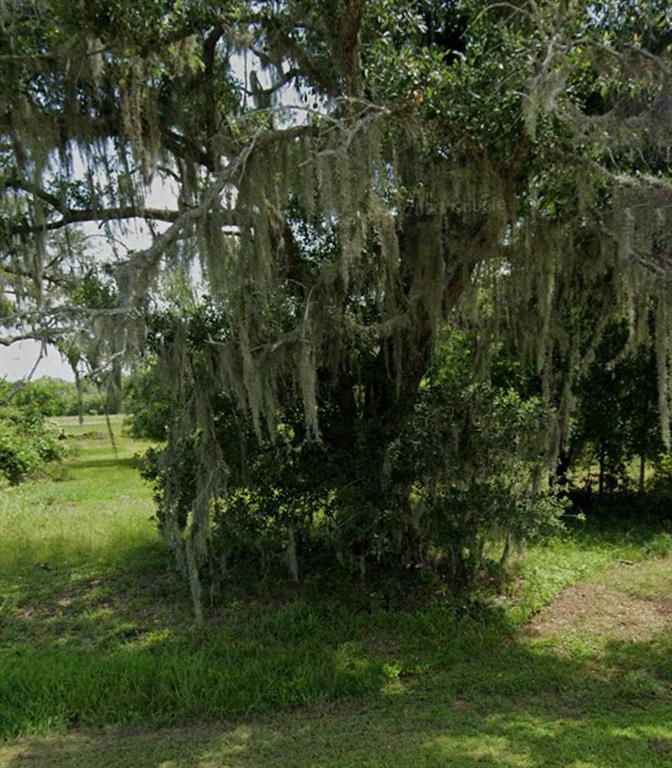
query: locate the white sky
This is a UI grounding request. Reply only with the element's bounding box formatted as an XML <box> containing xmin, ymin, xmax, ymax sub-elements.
<box><xmin>0</xmin><ymin>340</ymin><xmax>73</xmax><ymax>381</ymax></box>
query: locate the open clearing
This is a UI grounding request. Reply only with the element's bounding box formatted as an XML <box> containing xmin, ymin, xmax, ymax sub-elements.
<box><xmin>1</xmin><ymin>418</ymin><xmax>671</xmax><ymax>767</ymax></box>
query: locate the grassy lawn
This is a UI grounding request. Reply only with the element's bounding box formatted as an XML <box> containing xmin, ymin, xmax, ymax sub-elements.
<box><xmin>1</xmin><ymin>418</ymin><xmax>671</xmax><ymax>766</ymax></box>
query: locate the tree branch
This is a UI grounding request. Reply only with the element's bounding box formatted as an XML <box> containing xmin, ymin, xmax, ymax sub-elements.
<box><xmin>6</xmin><ymin>206</ymin><xmax>184</xmax><ymax>237</ymax></box>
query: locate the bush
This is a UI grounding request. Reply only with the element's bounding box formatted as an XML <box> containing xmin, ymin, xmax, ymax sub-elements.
<box><xmin>124</xmin><ymin>362</ymin><xmax>173</xmax><ymax>440</ymax></box>
<box><xmin>386</xmin><ymin>335</ymin><xmax>567</xmax><ymax>585</ymax></box>
<box><xmin>644</xmin><ymin>531</ymin><xmax>672</xmax><ymax>558</ymax></box>
<box><xmin>141</xmin><ymin>325</ymin><xmax>566</xmax><ymax>596</ymax></box>
<box><xmin>0</xmin><ymin>407</ymin><xmax>65</xmax><ymax>485</ymax></box>
<box><xmin>648</xmin><ymin>453</ymin><xmax>672</xmax><ymax>499</ymax></box>
<box><xmin>8</xmin><ymin>377</ymin><xmax>72</xmax><ymax>417</ymax></box>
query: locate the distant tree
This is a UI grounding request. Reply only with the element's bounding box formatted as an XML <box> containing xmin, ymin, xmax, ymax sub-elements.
<box><xmin>571</xmin><ymin>321</ymin><xmax>665</xmax><ymax>495</ymax></box>
<box><xmin>124</xmin><ymin>359</ymin><xmax>174</xmax><ymax>440</ymax></box>
<box><xmin>6</xmin><ymin>377</ymin><xmax>70</xmax><ymax>418</ymax></box>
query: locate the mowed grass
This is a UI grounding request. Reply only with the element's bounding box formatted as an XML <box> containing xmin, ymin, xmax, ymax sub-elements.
<box><xmin>1</xmin><ymin>418</ymin><xmax>671</xmax><ymax>766</ymax></box>
<box><xmin>0</xmin><ymin>416</ymin><xmax>157</xmax><ymax>574</ymax></box>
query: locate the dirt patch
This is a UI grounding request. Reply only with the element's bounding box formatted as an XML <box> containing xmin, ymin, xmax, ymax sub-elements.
<box><xmin>525</xmin><ymin>557</ymin><xmax>672</xmax><ymax>644</ymax></box>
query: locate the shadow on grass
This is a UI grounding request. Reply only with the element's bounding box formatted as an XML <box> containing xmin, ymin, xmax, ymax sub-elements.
<box><xmin>0</xmin><ymin>534</ymin><xmax>166</xmax><ymax>586</ymax></box>
<box><xmin>561</xmin><ymin>515</ymin><xmax>672</xmax><ymax>548</ymax></box>
<box><xmin>67</xmin><ymin>456</ymin><xmax>141</xmax><ymax>471</ymax></box>
<box><xmin>2</xmin><ymin>631</ymin><xmax>671</xmax><ymax>767</ymax></box>
<box><xmin>3</xmin><ymin>529</ymin><xmax>672</xmax><ymax>746</ymax></box>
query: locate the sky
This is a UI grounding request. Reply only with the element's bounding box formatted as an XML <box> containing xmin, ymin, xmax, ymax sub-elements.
<box><xmin>0</xmin><ymin>340</ymin><xmax>73</xmax><ymax>381</ymax></box>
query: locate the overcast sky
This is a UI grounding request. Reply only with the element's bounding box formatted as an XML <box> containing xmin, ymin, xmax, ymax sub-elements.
<box><xmin>0</xmin><ymin>340</ymin><xmax>73</xmax><ymax>381</ymax></box>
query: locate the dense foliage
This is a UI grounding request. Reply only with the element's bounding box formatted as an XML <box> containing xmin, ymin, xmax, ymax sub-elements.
<box><xmin>140</xmin><ymin>313</ymin><xmax>564</xmax><ymax>596</ymax></box>
<box><xmin>124</xmin><ymin>364</ymin><xmax>174</xmax><ymax>440</ymax></box>
<box><xmin>0</xmin><ymin>404</ymin><xmax>64</xmax><ymax>485</ymax></box>
<box><xmin>569</xmin><ymin>321</ymin><xmax>664</xmax><ymax>495</ymax></box>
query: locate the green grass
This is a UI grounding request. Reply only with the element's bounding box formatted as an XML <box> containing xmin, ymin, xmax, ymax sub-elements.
<box><xmin>0</xmin><ymin>415</ymin><xmax>157</xmax><ymax>574</ymax></box>
<box><xmin>1</xmin><ymin>418</ymin><xmax>671</xmax><ymax>766</ymax></box>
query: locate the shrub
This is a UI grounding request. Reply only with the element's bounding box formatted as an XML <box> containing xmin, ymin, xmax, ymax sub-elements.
<box><xmin>8</xmin><ymin>377</ymin><xmax>72</xmax><ymax>417</ymax></box>
<box><xmin>0</xmin><ymin>407</ymin><xmax>65</xmax><ymax>485</ymax></box>
<box><xmin>386</xmin><ymin>336</ymin><xmax>567</xmax><ymax>585</ymax></box>
<box><xmin>0</xmin><ymin>377</ymin><xmax>111</xmax><ymax>419</ymax></box>
<box><xmin>141</xmin><ymin>326</ymin><xmax>566</xmax><ymax>596</ymax></box>
<box><xmin>644</xmin><ymin>531</ymin><xmax>672</xmax><ymax>558</ymax></box>
<box><xmin>648</xmin><ymin>453</ymin><xmax>672</xmax><ymax>499</ymax></box>
<box><xmin>124</xmin><ymin>362</ymin><xmax>173</xmax><ymax>441</ymax></box>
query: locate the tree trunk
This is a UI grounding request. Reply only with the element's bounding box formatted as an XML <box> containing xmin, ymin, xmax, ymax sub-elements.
<box><xmin>554</xmin><ymin>448</ymin><xmax>572</xmax><ymax>488</ymax></box>
<box><xmin>499</xmin><ymin>535</ymin><xmax>511</xmax><ymax>567</ymax></box>
<box><xmin>639</xmin><ymin>453</ymin><xmax>646</xmax><ymax>495</ymax></box>
<box><xmin>286</xmin><ymin>522</ymin><xmax>299</xmax><ymax>583</ymax></box>
<box><xmin>73</xmin><ymin>367</ymin><xmax>84</xmax><ymax>426</ymax></box>
<box><xmin>185</xmin><ymin>537</ymin><xmax>204</xmax><ymax>626</ymax></box>
<box><xmin>598</xmin><ymin>453</ymin><xmax>605</xmax><ymax>497</ymax></box>
<box><xmin>105</xmin><ymin>360</ymin><xmax>123</xmax><ymax>414</ymax></box>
